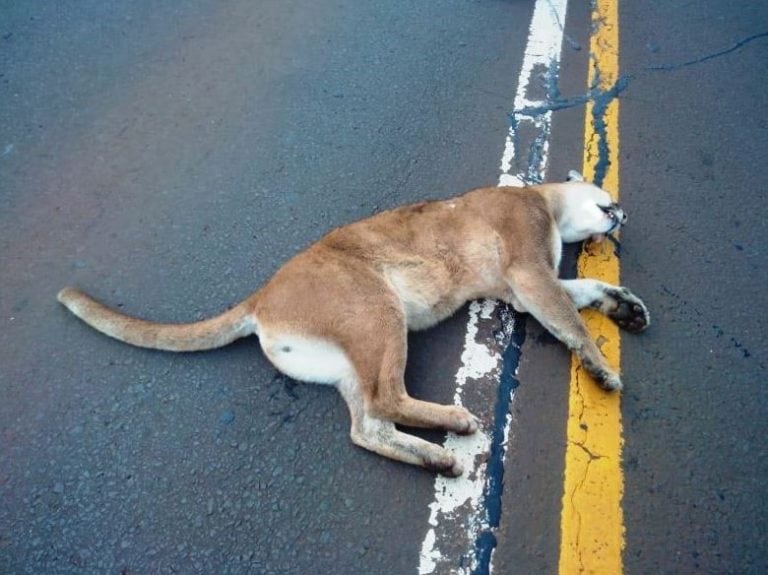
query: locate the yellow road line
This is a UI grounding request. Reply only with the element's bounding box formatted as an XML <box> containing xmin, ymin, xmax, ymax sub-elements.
<box><xmin>559</xmin><ymin>1</ymin><xmax>624</xmax><ymax>573</ymax></box>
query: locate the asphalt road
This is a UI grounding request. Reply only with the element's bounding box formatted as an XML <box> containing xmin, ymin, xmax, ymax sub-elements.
<box><xmin>1</xmin><ymin>1</ymin><xmax>767</xmax><ymax>574</ymax></box>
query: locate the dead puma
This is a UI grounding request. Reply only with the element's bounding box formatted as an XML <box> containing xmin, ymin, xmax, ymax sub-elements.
<box><xmin>58</xmin><ymin>177</ymin><xmax>649</xmax><ymax>476</ymax></box>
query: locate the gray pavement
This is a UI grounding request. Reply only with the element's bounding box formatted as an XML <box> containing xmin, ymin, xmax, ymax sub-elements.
<box><xmin>1</xmin><ymin>2</ymin><xmax>530</xmax><ymax>573</ymax></box>
<box><xmin>618</xmin><ymin>2</ymin><xmax>768</xmax><ymax>573</ymax></box>
<box><xmin>1</xmin><ymin>1</ymin><xmax>767</xmax><ymax>574</ymax></box>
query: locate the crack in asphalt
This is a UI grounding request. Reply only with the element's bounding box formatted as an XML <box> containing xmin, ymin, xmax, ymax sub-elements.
<box><xmin>569</xmin><ymin>366</ymin><xmax>610</xmax><ymax>573</ymax></box>
<box><xmin>509</xmin><ymin>29</ymin><xmax>768</xmax><ymax>188</ymax></box>
<box><xmin>647</xmin><ymin>30</ymin><xmax>768</xmax><ymax>71</ymax></box>
<box><xmin>509</xmin><ymin>68</ymin><xmax>628</xmax><ymax>188</ymax></box>
<box><xmin>570</xmin><ymin>368</ymin><xmax>588</xmax><ymax>574</ymax></box>
<box><xmin>573</xmin><ymin>440</ymin><xmax>604</xmax><ymax>462</ymax></box>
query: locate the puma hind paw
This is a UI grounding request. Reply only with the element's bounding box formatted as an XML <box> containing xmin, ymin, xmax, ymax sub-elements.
<box><xmin>423</xmin><ymin>450</ymin><xmax>464</xmax><ymax>477</ymax></box>
<box><xmin>447</xmin><ymin>406</ymin><xmax>479</xmax><ymax>435</ymax></box>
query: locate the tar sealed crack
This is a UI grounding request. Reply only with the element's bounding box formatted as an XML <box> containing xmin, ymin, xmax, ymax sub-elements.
<box><xmin>510</xmin><ymin>70</ymin><xmax>629</xmax><ymax>188</ymax></box>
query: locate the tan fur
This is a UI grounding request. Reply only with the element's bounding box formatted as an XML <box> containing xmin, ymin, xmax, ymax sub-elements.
<box><xmin>58</xmin><ymin>182</ymin><xmax>649</xmax><ymax>476</ymax></box>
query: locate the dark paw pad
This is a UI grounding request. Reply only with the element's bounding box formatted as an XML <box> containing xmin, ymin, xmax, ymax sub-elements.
<box><xmin>607</xmin><ymin>288</ymin><xmax>650</xmax><ymax>333</ymax></box>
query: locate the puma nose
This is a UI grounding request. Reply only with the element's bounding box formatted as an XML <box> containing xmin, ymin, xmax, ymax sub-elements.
<box><xmin>612</xmin><ymin>203</ymin><xmax>627</xmax><ymax>224</ymax></box>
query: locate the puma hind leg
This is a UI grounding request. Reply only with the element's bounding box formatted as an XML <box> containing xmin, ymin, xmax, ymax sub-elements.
<box><xmin>338</xmin><ymin>312</ymin><xmax>478</xmax><ymax>475</ymax></box>
<box><xmin>338</xmin><ymin>375</ymin><xmax>466</xmax><ymax>477</ymax></box>
<box><xmin>258</xmin><ymin>311</ymin><xmax>477</xmax><ymax>476</ymax></box>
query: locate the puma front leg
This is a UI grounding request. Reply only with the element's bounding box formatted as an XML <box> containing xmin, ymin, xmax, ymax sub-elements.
<box><xmin>560</xmin><ymin>278</ymin><xmax>650</xmax><ymax>332</ymax></box>
<box><xmin>506</xmin><ymin>266</ymin><xmax>623</xmax><ymax>391</ymax></box>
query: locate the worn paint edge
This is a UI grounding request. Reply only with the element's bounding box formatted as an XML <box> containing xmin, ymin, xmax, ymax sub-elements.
<box><xmin>470</xmin><ymin>312</ymin><xmax>527</xmax><ymax>574</ymax></box>
<box><xmin>418</xmin><ymin>1</ymin><xmax>569</xmax><ymax>573</ymax></box>
<box><xmin>558</xmin><ymin>0</ymin><xmax>625</xmax><ymax>573</ymax></box>
<box><xmin>418</xmin><ymin>299</ymin><xmax>501</xmax><ymax>575</ymax></box>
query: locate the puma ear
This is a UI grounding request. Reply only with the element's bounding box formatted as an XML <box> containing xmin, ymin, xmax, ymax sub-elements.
<box><xmin>566</xmin><ymin>170</ymin><xmax>584</xmax><ymax>182</ymax></box>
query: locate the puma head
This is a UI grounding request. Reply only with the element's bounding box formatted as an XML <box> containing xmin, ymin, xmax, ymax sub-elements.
<box><xmin>552</xmin><ymin>179</ymin><xmax>626</xmax><ymax>243</ymax></box>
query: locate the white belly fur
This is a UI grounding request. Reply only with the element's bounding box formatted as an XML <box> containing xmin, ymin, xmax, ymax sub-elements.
<box><xmin>259</xmin><ymin>333</ymin><xmax>353</xmax><ymax>385</ymax></box>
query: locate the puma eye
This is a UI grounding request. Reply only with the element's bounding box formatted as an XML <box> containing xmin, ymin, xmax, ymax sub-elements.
<box><xmin>597</xmin><ymin>204</ymin><xmax>617</xmax><ymax>220</ymax></box>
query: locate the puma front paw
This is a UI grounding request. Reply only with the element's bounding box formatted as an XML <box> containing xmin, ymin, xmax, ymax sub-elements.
<box><xmin>605</xmin><ymin>287</ymin><xmax>650</xmax><ymax>333</ymax></box>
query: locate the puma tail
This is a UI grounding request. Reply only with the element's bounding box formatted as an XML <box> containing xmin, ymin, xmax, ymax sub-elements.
<box><xmin>57</xmin><ymin>287</ymin><xmax>257</xmax><ymax>352</ymax></box>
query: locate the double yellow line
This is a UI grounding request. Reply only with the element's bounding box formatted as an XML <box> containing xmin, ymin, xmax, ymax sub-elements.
<box><xmin>559</xmin><ymin>1</ymin><xmax>625</xmax><ymax>573</ymax></box>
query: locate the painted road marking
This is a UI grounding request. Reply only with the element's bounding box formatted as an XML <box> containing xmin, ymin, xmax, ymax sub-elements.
<box><xmin>418</xmin><ymin>1</ymin><xmax>569</xmax><ymax>573</ymax></box>
<box><xmin>558</xmin><ymin>1</ymin><xmax>625</xmax><ymax>574</ymax></box>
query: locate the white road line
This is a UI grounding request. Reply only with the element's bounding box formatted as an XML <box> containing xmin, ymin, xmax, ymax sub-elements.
<box><xmin>418</xmin><ymin>1</ymin><xmax>568</xmax><ymax>573</ymax></box>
